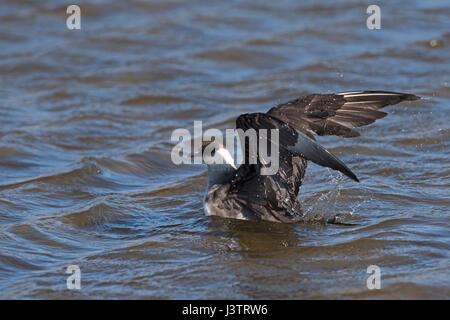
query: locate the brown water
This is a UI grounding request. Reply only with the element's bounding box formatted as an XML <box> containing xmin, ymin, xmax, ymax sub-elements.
<box><xmin>0</xmin><ymin>0</ymin><xmax>449</xmax><ymax>299</ymax></box>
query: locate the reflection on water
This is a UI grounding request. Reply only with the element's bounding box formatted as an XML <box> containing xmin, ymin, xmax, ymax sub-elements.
<box><xmin>0</xmin><ymin>0</ymin><xmax>449</xmax><ymax>299</ymax></box>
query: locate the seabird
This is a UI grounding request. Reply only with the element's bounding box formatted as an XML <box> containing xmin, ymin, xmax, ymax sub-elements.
<box><xmin>200</xmin><ymin>91</ymin><xmax>420</xmax><ymax>223</ymax></box>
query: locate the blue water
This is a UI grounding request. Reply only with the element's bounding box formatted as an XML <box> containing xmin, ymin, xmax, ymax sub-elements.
<box><xmin>0</xmin><ymin>0</ymin><xmax>449</xmax><ymax>298</ymax></box>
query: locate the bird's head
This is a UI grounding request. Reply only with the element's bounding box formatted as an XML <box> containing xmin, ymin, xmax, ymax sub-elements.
<box><xmin>196</xmin><ymin>139</ymin><xmax>237</xmax><ymax>170</ymax></box>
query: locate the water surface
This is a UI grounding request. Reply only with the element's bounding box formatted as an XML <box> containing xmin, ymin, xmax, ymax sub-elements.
<box><xmin>0</xmin><ymin>0</ymin><xmax>449</xmax><ymax>299</ymax></box>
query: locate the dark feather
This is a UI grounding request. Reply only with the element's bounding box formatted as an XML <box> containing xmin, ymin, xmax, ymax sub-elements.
<box><xmin>268</xmin><ymin>91</ymin><xmax>420</xmax><ymax>138</ymax></box>
<box><xmin>236</xmin><ymin>113</ymin><xmax>359</xmax><ymax>182</ymax></box>
<box><xmin>204</xmin><ymin>91</ymin><xmax>420</xmax><ymax>223</ymax></box>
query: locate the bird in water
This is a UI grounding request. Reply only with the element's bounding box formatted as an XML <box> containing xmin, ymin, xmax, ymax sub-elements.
<box><xmin>200</xmin><ymin>91</ymin><xmax>420</xmax><ymax>223</ymax></box>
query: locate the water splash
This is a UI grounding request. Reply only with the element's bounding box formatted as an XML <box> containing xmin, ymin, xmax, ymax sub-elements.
<box><xmin>298</xmin><ymin>169</ymin><xmax>356</xmax><ymax>224</ymax></box>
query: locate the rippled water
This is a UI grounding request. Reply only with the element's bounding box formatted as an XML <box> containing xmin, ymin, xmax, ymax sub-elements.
<box><xmin>0</xmin><ymin>0</ymin><xmax>449</xmax><ymax>299</ymax></box>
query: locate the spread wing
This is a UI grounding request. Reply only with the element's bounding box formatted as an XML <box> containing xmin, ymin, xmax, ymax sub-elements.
<box><xmin>208</xmin><ymin>91</ymin><xmax>419</xmax><ymax>222</ymax></box>
<box><xmin>235</xmin><ymin>112</ymin><xmax>358</xmax><ymax>181</ymax></box>
<box><xmin>268</xmin><ymin>91</ymin><xmax>420</xmax><ymax>138</ymax></box>
<box><xmin>222</xmin><ymin>113</ymin><xmax>307</xmax><ymax>221</ymax></box>
<box><xmin>221</xmin><ymin>113</ymin><xmax>358</xmax><ymax>222</ymax></box>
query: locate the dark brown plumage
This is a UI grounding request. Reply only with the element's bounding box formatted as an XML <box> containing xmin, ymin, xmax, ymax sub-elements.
<box><xmin>203</xmin><ymin>91</ymin><xmax>420</xmax><ymax>222</ymax></box>
<box><xmin>268</xmin><ymin>91</ymin><xmax>419</xmax><ymax>138</ymax></box>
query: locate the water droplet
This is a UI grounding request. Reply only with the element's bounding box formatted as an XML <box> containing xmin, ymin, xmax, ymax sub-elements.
<box><xmin>429</xmin><ymin>39</ymin><xmax>439</xmax><ymax>47</ymax></box>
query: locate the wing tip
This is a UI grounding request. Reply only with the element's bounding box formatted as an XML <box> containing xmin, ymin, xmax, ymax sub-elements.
<box><xmin>343</xmin><ymin>168</ymin><xmax>359</xmax><ymax>182</ymax></box>
<box><xmin>338</xmin><ymin>91</ymin><xmax>421</xmax><ymax>101</ymax></box>
<box><xmin>404</xmin><ymin>93</ymin><xmax>421</xmax><ymax>101</ymax></box>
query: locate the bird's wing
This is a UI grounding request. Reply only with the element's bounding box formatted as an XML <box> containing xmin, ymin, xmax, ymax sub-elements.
<box><xmin>267</xmin><ymin>91</ymin><xmax>420</xmax><ymax>138</ymax></box>
<box><xmin>222</xmin><ymin>113</ymin><xmax>358</xmax><ymax>221</ymax></box>
<box><xmin>235</xmin><ymin>112</ymin><xmax>358</xmax><ymax>182</ymax></box>
<box><xmin>221</xmin><ymin>113</ymin><xmax>305</xmax><ymax>221</ymax></box>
